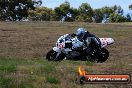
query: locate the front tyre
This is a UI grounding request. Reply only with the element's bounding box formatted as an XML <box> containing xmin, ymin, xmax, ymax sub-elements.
<box><xmin>46</xmin><ymin>49</ymin><xmax>65</xmax><ymax>61</ymax></box>
<box><xmin>46</xmin><ymin>49</ymin><xmax>56</xmax><ymax>61</ymax></box>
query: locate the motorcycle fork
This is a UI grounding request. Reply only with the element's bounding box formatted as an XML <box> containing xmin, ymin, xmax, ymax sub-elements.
<box><xmin>55</xmin><ymin>52</ymin><xmax>61</xmax><ymax>59</ymax></box>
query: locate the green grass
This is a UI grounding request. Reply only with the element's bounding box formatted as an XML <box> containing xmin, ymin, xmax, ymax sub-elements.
<box><xmin>19</xmin><ymin>82</ymin><xmax>33</xmax><ymax>88</ymax></box>
<box><xmin>46</xmin><ymin>76</ymin><xmax>60</xmax><ymax>84</ymax></box>
<box><xmin>85</xmin><ymin>61</ymin><xmax>94</xmax><ymax>66</ymax></box>
<box><xmin>0</xmin><ymin>58</ymin><xmax>23</xmax><ymax>73</ymax></box>
<box><xmin>0</xmin><ymin>65</ymin><xmax>16</xmax><ymax>73</ymax></box>
<box><xmin>0</xmin><ymin>58</ymin><xmax>92</xmax><ymax>88</ymax></box>
<box><xmin>0</xmin><ymin>76</ymin><xmax>12</xmax><ymax>88</ymax></box>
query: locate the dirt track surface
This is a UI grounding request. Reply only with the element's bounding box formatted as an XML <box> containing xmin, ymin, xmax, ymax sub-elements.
<box><xmin>0</xmin><ymin>22</ymin><xmax>132</xmax><ymax>58</ymax></box>
<box><xmin>0</xmin><ymin>22</ymin><xmax>132</xmax><ymax>87</ymax></box>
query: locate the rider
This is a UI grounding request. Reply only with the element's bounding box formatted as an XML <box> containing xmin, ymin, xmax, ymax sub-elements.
<box><xmin>75</xmin><ymin>28</ymin><xmax>101</xmax><ymax>56</ymax></box>
<box><xmin>56</xmin><ymin>28</ymin><xmax>101</xmax><ymax>59</ymax></box>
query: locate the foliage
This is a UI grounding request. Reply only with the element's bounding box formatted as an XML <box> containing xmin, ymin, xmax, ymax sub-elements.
<box><xmin>54</xmin><ymin>1</ymin><xmax>74</xmax><ymax>21</ymax></box>
<box><xmin>126</xmin><ymin>14</ymin><xmax>131</xmax><ymax>22</ymax></box>
<box><xmin>100</xmin><ymin>6</ymin><xmax>114</xmax><ymax>18</ymax></box>
<box><xmin>28</xmin><ymin>7</ymin><xmax>52</xmax><ymax>21</ymax></box>
<box><xmin>0</xmin><ymin>1</ymin><xmax>131</xmax><ymax>22</ymax></box>
<box><xmin>109</xmin><ymin>13</ymin><xmax>130</xmax><ymax>23</ymax></box>
<box><xmin>93</xmin><ymin>9</ymin><xmax>103</xmax><ymax>23</ymax></box>
<box><xmin>0</xmin><ymin>0</ymin><xmax>42</xmax><ymax>21</ymax></box>
<box><xmin>28</xmin><ymin>2</ymin><xmax>131</xmax><ymax>22</ymax></box>
<box><xmin>76</xmin><ymin>3</ymin><xmax>93</xmax><ymax>22</ymax></box>
<box><xmin>129</xmin><ymin>4</ymin><xmax>132</xmax><ymax>10</ymax></box>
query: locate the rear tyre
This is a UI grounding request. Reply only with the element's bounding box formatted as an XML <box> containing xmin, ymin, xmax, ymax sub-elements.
<box><xmin>97</xmin><ymin>48</ymin><xmax>109</xmax><ymax>63</ymax></box>
<box><xmin>46</xmin><ymin>49</ymin><xmax>65</xmax><ymax>61</ymax></box>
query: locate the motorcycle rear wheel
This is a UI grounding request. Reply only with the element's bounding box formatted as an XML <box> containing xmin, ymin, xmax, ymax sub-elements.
<box><xmin>97</xmin><ymin>48</ymin><xmax>109</xmax><ymax>63</ymax></box>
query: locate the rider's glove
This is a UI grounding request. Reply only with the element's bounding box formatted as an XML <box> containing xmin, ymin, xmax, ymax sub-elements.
<box><xmin>70</xmin><ymin>33</ymin><xmax>76</xmax><ymax>37</ymax></box>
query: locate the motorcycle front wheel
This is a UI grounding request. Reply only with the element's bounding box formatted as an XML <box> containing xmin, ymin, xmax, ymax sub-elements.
<box><xmin>46</xmin><ymin>49</ymin><xmax>65</xmax><ymax>61</ymax></box>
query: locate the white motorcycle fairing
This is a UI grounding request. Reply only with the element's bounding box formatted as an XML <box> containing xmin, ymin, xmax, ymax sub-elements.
<box><xmin>99</xmin><ymin>38</ymin><xmax>114</xmax><ymax>48</ymax></box>
<box><xmin>53</xmin><ymin>37</ymin><xmax>114</xmax><ymax>53</ymax></box>
<box><xmin>53</xmin><ymin>40</ymin><xmax>72</xmax><ymax>53</ymax></box>
<box><xmin>53</xmin><ymin>47</ymin><xmax>61</xmax><ymax>52</ymax></box>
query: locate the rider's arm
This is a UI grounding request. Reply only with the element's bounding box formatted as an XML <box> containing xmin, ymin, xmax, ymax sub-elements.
<box><xmin>84</xmin><ymin>33</ymin><xmax>101</xmax><ymax>48</ymax></box>
<box><xmin>70</xmin><ymin>33</ymin><xmax>76</xmax><ymax>37</ymax></box>
<box><xmin>90</xmin><ymin>36</ymin><xmax>101</xmax><ymax>48</ymax></box>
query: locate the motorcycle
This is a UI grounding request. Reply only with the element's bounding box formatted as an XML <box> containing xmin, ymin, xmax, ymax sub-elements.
<box><xmin>46</xmin><ymin>36</ymin><xmax>114</xmax><ymax>62</ymax></box>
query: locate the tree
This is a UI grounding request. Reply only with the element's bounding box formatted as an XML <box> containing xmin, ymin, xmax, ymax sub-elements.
<box><xmin>76</xmin><ymin>3</ymin><xmax>93</xmax><ymax>22</ymax></box>
<box><xmin>70</xmin><ymin>8</ymin><xmax>79</xmax><ymax>21</ymax></box>
<box><xmin>112</xmin><ymin>5</ymin><xmax>123</xmax><ymax>15</ymax></box>
<box><xmin>109</xmin><ymin>13</ymin><xmax>116</xmax><ymax>22</ymax></box>
<box><xmin>60</xmin><ymin>1</ymin><xmax>70</xmax><ymax>15</ymax></box>
<box><xmin>54</xmin><ymin>1</ymin><xmax>71</xmax><ymax>21</ymax></box>
<box><xmin>109</xmin><ymin>13</ymin><xmax>127</xmax><ymax>22</ymax></box>
<box><xmin>129</xmin><ymin>4</ymin><xmax>132</xmax><ymax>10</ymax></box>
<box><xmin>28</xmin><ymin>7</ymin><xmax>52</xmax><ymax>21</ymax></box>
<box><xmin>126</xmin><ymin>14</ymin><xmax>131</xmax><ymax>22</ymax></box>
<box><xmin>54</xmin><ymin>1</ymin><xmax>78</xmax><ymax>22</ymax></box>
<box><xmin>93</xmin><ymin>9</ymin><xmax>103</xmax><ymax>23</ymax></box>
<box><xmin>0</xmin><ymin>0</ymin><xmax>42</xmax><ymax>21</ymax></box>
<box><xmin>115</xmin><ymin>15</ymin><xmax>126</xmax><ymax>22</ymax></box>
<box><xmin>101</xmin><ymin>5</ymin><xmax>125</xmax><ymax>23</ymax></box>
<box><xmin>100</xmin><ymin>6</ymin><xmax>114</xmax><ymax>19</ymax></box>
